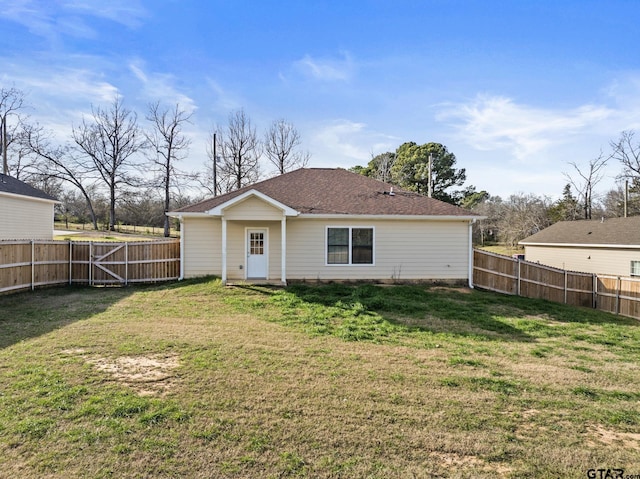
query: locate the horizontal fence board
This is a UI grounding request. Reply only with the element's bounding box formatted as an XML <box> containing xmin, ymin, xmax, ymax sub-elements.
<box><xmin>473</xmin><ymin>249</ymin><xmax>639</xmax><ymax>320</ymax></box>
<box><xmin>0</xmin><ymin>239</ymin><xmax>180</xmax><ymax>294</ymax></box>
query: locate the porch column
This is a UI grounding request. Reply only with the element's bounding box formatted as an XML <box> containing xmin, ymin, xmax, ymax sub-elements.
<box><xmin>281</xmin><ymin>216</ymin><xmax>287</xmax><ymax>285</ymax></box>
<box><xmin>221</xmin><ymin>217</ymin><xmax>227</xmax><ymax>284</ymax></box>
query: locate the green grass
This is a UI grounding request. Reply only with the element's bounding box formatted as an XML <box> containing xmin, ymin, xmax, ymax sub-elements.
<box><xmin>1</xmin><ymin>279</ymin><xmax>639</xmax><ymax>478</ymax></box>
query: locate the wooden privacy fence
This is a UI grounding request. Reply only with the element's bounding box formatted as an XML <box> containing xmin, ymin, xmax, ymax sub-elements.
<box><xmin>473</xmin><ymin>249</ymin><xmax>640</xmax><ymax>320</ymax></box>
<box><xmin>0</xmin><ymin>239</ymin><xmax>180</xmax><ymax>294</ymax></box>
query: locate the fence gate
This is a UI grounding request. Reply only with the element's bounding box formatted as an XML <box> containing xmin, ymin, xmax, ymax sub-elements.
<box><xmin>90</xmin><ymin>242</ymin><xmax>129</xmax><ymax>285</ymax></box>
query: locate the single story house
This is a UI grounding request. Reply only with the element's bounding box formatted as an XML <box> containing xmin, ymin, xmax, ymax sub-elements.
<box><xmin>168</xmin><ymin>168</ymin><xmax>480</xmax><ymax>285</ymax></box>
<box><xmin>0</xmin><ymin>173</ymin><xmax>58</xmax><ymax>241</ymax></box>
<box><xmin>519</xmin><ymin>216</ymin><xmax>640</xmax><ymax>277</ymax></box>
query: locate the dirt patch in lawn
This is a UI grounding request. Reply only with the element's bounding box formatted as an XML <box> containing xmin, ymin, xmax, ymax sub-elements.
<box><xmin>63</xmin><ymin>349</ymin><xmax>179</xmax><ymax>396</ymax></box>
<box><xmin>587</xmin><ymin>425</ymin><xmax>640</xmax><ymax>450</ymax></box>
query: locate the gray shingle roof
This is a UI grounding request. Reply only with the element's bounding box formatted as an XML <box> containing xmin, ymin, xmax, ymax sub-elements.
<box><xmin>176</xmin><ymin>168</ymin><xmax>477</xmax><ymax>217</ymax></box>
<box><xmin>0</xmin><ymin>174</ymin><xmax>58</xmax><ymax>202</ymax></box>
<box><xmin>520</xmin><ymin>216</ymin><xmax>640</xmax><ymax>246</ymax></box>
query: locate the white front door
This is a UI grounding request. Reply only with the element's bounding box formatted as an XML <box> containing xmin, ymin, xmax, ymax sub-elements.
<box><xmin>246</xmin><ymin>229</ymin><xmax>268</xmax><ymax>279</ymax></box>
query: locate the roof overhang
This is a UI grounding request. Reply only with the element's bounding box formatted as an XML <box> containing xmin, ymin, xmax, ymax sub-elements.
<box><xmin>207</xmin><ymin>189</ymin><xmax>299</xmax><ymax>216</ymax></box>
<box><xmin>296</xmin><ymin>214</ymin><xmax>483</xmax><ymax>221</ymax></box>
<box><xmin>0</xmin><ymin>191</ymin><xmax>60</xmax><ymax>205</ymax></box>
<box><xmin>167</xmin><ymin>189</ymin><xmax>299</xmax><ymax>219</ymax></box>
<box><xmin>520</xmin><ymin>241</ymin><xmax>640</xmax><ymax>249</ymax></box>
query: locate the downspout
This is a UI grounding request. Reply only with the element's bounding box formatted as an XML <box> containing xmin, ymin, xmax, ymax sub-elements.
<box><xmin>178</xmin><ymin>216</ymin><xmax>185</xmax><ymax>280</ymax></box>
<box><xmin>468</xmin><ymin>218</ymin><xmax>476</xmax><ymax>289</ymax></box>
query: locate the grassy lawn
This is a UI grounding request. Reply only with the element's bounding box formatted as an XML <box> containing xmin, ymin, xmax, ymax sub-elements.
<box><xmin>0</xmin><ymin>279</ymin><xmax>639</xmax><ymax>478</ymax></box>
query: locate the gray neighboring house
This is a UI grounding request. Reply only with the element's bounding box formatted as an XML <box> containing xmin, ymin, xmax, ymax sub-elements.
<box><xmin>520</xmin><ymin>216</ymin><xmax>640</xmax><ymax>277</ymax></box>
<box><xmin>0</xmin><ymin>173</ymin><xmax>58</xmax><ymax>240</ymax></box>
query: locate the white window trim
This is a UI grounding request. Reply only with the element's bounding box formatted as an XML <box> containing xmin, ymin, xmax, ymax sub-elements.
<box><xmin>325</xmin><ymin>226</ymin><xmax>375</xmax><ymax>267</ymax></box>
<box><xmin>631</xmin><ymin>260</ymin><xmax>640</xmax><ymax>277</ymax></box>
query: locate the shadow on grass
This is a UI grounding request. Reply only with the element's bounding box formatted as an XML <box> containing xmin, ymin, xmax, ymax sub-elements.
<box><xmin>0</xmin><ymin>280</ymin><xmax>193</xmax><ymax>350</ymax></box>
<box><xmin>254</xmin><ymin>282</ymin><xmax>638</xmax><ymax>344</ymax></box>
<box><xmin>278</xmin><ymin>283</ymin><xmax>534</xmax><ymax>342</ymax></box>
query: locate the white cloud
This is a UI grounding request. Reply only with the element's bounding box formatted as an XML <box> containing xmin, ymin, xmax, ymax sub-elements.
<box><xmin>129</xmin><ymin>61</ymin><xmax>197</xmax><ymax>114</ymax></box>
<box><xmin>0</xmin><ymin>0</ymin><xmax>147</xmax><ymax>40</ymax></box>
<box><xmin>310</xmin><ymin>119</ymin><xmax>399</xmax><ymax>167</ymax></box>
<box><xmin>291</xmin><ymin>51</ymin><xmax>354</xmax><ymax>82</ymax></box>
<box><xmin>437</xmin><ymin>94</ymin><xmax>614</xmax><ymax>161</ymax></box>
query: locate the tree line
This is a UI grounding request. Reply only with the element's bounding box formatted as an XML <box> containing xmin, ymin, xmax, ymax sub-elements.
<box><xmin>350</xmin><ymin>134</ymin><xmax>640</xmax><ymax>247</ymax></box>
<box><xmin>4</xmin><ymin>84</ymin><xmax>640</xmax><ymax>246</ymax></box>
<box><xmin>0</xmin><ymin>87</ymin><xmax>309</xmax><ymax>236</ymax></box>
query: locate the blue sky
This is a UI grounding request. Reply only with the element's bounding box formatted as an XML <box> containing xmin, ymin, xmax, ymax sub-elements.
<box><xmin>2</xmin><ymin>0</ymin><xmax>640</xmax><ymax>199</ymax></box>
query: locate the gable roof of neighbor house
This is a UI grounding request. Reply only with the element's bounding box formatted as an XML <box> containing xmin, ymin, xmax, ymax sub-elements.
<box><xmin>0</xmin><ymin>173</ymin><xmax>58</xmax><ymax>202</ymax></box>
<box><xmin>176</xmin><ymin>168</ymin><xmax>477</xmax><ymax>217</ymax></box>
<box><xmin>520</xmin><ymin>216</ymin><xmax>640</xmax><ymax>247</ymax></box>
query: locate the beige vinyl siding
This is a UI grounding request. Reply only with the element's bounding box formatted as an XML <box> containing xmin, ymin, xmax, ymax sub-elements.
<box><xmin>286</xmin><ymin>218</ymin><xmax>470</xmax><ymax>281</ymax></box>
<box><xmin>182</xmin><ymin>217</ymin><xmax>221</xmax><ymax>278</ymax></box>
<box><xmin>525</xmin><ymin>245</ymin><xmax>640</xmax><ymax>276</ymax></box>
<box><xmin>0</xmin><ymin>195</ymin><xmax>54</xmax><ymax>240</ymax></box>
<box><xmin>225</xmin><ymin>221</ymin><xmax>282</xmax><ymax>280</ymax></box>
<box><xmin>182</xmin><ymin>217</ymin><xmax>283</xmax><ymax>280</ymax></box>
<box><xmin>223</xmin><ymin>196</ymin><xmax>284</xmax><ymax>220</ymax></box>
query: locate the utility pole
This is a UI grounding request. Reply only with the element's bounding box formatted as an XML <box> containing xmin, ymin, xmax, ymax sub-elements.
<box><xmin>1</xmin><ymin>117</ymin><xmax>6</xmax><ymax>175</ymax></box>
<box><xmin>427</xmin><ymin>153</ymin><xmax>433</xmax><ymax>198</ymax></box>
<box><xmin>625</xmin><ymin>179</ymin><xmax>629</xmax><ymax>218</ymax></box>
<box><xmin>213</xmin><ymin>133</ymin><xmax>218</xmax><ymax>197</ymax></box>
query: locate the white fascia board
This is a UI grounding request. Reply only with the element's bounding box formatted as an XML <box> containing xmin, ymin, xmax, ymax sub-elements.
<box><xmin>166</xmin><ymin>212</ymin><xmax>209</xmax><ymax>219</ymax></box>
<box><xmin>0</xmin><ymin>191</ymin><xmax>59</xmax><ymax>205</ymax></box>
<box><xmin>207</xmin><ymin>189</ymin><xmax>299</xmax><ymax>216</ymax></box>
<box><xmin>296</xmin><ymin>213</ymin><xmax>482</xmax><ymax>221</ymax></box>
<box><xmin>520</xmin><ymin>242</ymin><xmax>640</xmax><ymax>249</ymax></box>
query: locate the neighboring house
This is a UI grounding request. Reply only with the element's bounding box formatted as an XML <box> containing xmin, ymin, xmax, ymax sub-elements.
<box><xmin>168</xmin><ymin>168</ymin><xmax>480</xmax><ymax>285</ymax></box>
<box><xmin>520</xmin><ymin>216</ymin><xmax>640</xmax><ymax>277</ymax></box>
<box><xmin>0</xmin><ymin>173</ymin><xmax>58</xmax><ymax>240</ymax></box>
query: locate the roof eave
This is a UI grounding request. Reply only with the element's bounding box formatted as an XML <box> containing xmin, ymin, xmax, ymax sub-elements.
<box><xmin>207</xmin><ymin>189</ymin><xmax>299</xmax><ymax>216</ymax></box>
<box><xmin>0</xmin><ymin>191</ymin><xmax>59</xmax><ymax>204</ymax></box>
<box><xmin>520</xmin><ymin>241</ymin><xmax>640</xmax><ymax>249</ymax></box>
<box><xmin>296</xmin><ymin>213</ymin><xmax>483</xmax><ymax>221</ymax></box>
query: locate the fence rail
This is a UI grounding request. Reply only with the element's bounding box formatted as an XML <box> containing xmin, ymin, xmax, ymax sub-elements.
<box><xmin>473</xmin><ymin>249</ymin><xmax>640</xmax><ymax>320</ymax></box>
<box><xmin>0</xmin><ymin>239</ymin><xmax>180</xmax><ymax>294</ymax></box>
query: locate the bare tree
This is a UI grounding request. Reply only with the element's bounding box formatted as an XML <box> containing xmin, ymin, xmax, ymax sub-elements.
<box><xmin>218</xmin><ymin>109</ymin><xmax>261</xmax><ymax>191</ymax></box>
<box><xmin>564</xmin><ymin>153</ymin><xmax>608</xmax><ymax>220</ymax></box>
<box><xmin>610</xmin><ymin>130</ymin><xmax>640</xmax><ymax>180</ymax></box>
<box><xmin>0</xmin><ymin>86</ymin><xmax>27</xmax><ymax>175</ymax></box>
<box><xmin>22</xmin><ymin>123</ymin><xmax>100</xmax><ymax>229</ymax></box>
<box><xmin>73</xmin><ymin>96</ymin><xmax>145</xmax><ymax>231</ymax></box>
<box><xmin>497</xmin><ymin>193</ymin><xmax>552</xmax><ymax>248</ymax></box>
<box><xmin>145</xmin><ymin>102</ymin><xmax>193</xmax><ymax>237</ymax></box>
<box><xmin>264</xmin><ymin>119</ymin><xmax>309</xmax><ymax>174</ymax></box>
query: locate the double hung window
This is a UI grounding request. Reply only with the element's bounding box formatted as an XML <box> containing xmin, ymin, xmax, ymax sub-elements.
<box><xmin>327</xmin><ymin>227</ymin><xmax>373</xmax><ymax>265</ymax></box>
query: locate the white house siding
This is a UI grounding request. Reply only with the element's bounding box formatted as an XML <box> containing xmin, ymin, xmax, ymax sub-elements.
<box><xmin>182</xmin><ymin>217</ymin><xmax>221</xmax><ymax>278</ymax></box>
<box><xmin>0</xmin><ymin>195</ymin><xmax>54</xmax><ymax>240</ymax></box>
<box><xmin>525</xmin><ymin>245</ymin><xmax>640</xmax><ymax>276</ymax></box>
<box><xmin>285</xmin><ymin>218</ymin><xmax>470</xmax><ymax>281</ymax></box>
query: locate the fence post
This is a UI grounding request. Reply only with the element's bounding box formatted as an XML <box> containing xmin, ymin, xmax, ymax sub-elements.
<box><xmin>592</xmin><ymin>274</ymin><xmax>597</xmax><ymax>309</ymax></box>
<box><xmin>615</xmin><ymin>276</ymin><xmax>621</xmax><ymax>315</ymax></box>
<box><xmin>125</xmin><ymin>242</ymin><xmax>129</xmax><ymax>286</ymax></box>
<box><xmin>89</xmin><ymin>242</ymin><xmax>93</xmax><ymax>287</ymax></box>
<box><xmin>564</xmin><ymin>270</ymin><xmax>568</xmax><ymax>304</ymax></box>
<box><xmin>31</xmin><ymin>240</ymin><xmax>35</xmax><ymax>291</ymax></box>
<box><xmin>69</xmin><ymin>241</ymin><xmax>73</xmax><ymax>285</ymax></box>
<box><xmin>517</xmin><ymin>258</ymin><xmax>521</xmax><ymax>296</ymax></box>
